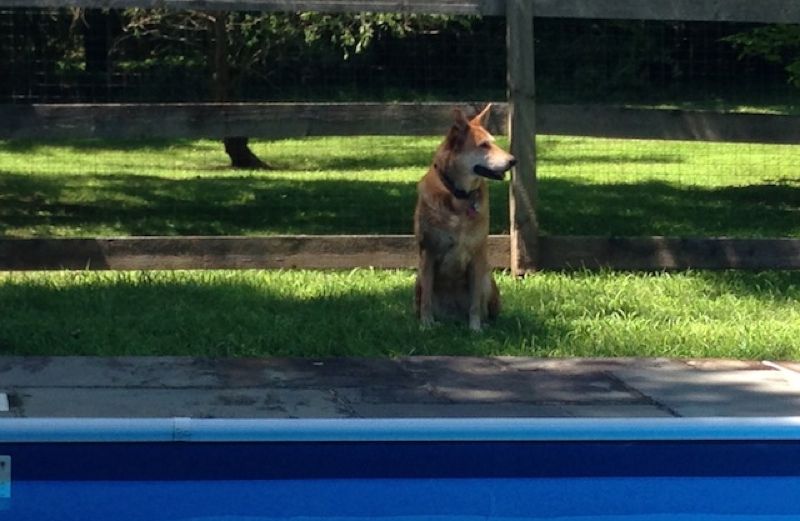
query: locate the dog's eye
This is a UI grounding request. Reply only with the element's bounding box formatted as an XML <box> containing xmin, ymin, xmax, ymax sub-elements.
<box><xmin>479</xmin><ymin>142</ymin><xmax>491</xmax><ymax>149</ymax></box>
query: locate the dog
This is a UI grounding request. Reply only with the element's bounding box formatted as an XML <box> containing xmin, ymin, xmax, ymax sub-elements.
<box><xmin>414</xmin><ymin>104</ymin><xmax>516</xmax><ymax>331</ymax></box>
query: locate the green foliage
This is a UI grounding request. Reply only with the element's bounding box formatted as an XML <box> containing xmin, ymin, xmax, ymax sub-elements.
<box><xmin>724</xmin><ymin>25</ymin><xmax>800</xmax><ymax>86</ymax></box>
<box><xmin>534</xmin><ymin>20</ymin><xmax>691</xmax><ymax>103</ymax></box>
<box><xmin>112</xmin><ymin>10</ymin><xmax>463</xmax><ymax>98</ymax></box>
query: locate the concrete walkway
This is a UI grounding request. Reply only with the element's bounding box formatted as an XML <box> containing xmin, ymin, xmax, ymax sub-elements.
<box><xmin>1</xmin><ymin>356</ymin><xmax>800</xmax><ymax>418</ymax></box>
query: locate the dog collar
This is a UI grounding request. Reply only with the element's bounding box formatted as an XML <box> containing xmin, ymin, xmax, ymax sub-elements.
<box><xmin>437</xmin><ymin>168</ymin><xmax>478</xmax><ymax>201</ymax></box>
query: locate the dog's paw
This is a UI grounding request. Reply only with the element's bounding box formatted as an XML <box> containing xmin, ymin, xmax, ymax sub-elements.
<box><xmin>469</xmin><ymin>318</ymin><xmax>484</xmax><ymax>333</ymax></box>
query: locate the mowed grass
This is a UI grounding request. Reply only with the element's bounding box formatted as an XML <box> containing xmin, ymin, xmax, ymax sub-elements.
<box><xmin>1</xmin><ymin>269</ymin><xmax>799</xmax><ymax>359</ymax></box>
<box><xmin>1</xmin><ymin>136</ymin><xmax>799</xmax><ymax>358</ymax></box>
<box><xmin>1</xmin><ymin>135</ymin><xmax>798</xmax><ymax>237</ymax></box>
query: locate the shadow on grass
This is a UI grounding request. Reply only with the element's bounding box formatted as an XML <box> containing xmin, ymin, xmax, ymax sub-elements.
<box><xmin>690</xmin><ymin>270</ymin><xmax>800</xmax><ymax>304</ymax></box>
<box><xmin>3</xmin><ymin>169</ymin><xmax>799</xmax><ymax>237</ymax></box>
<box><xmin>0</xmin><ymin>137</ymin><xmax>438</xmax><ymax>171</ymax></box>
<box><xmin>539</xmin><ymin>178</ymin><xmax>800</xmax><ymax>237</ymax></box>
<box><xmin>2</xmin><ymin>269</ymin><xmax>798</xmax><ymax>360</ymax></box>
<box><xmin>0</xmin><ymin>275</ymin><xmax>561</xmax><ymax>360</ymax></box>
<box><xmin>0</xmin><ymin>170</ymin><xmax>511</xmax><ymax>236</ymax></box>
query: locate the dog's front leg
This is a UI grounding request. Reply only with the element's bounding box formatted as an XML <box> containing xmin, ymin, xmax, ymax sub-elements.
<box><xmin>417</xmin><ymin>249</ymin><xmax>436</xmax><ymax>329</ymax></box>
<box><xmin>467</xmin><ymin>258</ymin><xmax>488</xmax><ymax>332</ymax></box>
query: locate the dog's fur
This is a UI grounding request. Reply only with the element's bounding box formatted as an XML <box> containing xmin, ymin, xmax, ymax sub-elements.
<box><xmin>414</xmin><ymin>105</ymin><xmax>516</xmax><ymax>331</ymax></box>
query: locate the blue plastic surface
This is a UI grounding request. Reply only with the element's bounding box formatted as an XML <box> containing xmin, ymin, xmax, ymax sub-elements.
<box><xmin>3</xmin><ymin>417</ymin><xmax>800</xmax><ymax>520</ymax></box>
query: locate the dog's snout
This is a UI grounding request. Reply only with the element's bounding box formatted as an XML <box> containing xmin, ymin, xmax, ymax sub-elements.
<box><xmin>508</xmin><ymin>157</ymin><xmax>517</xmax><ymax>168</ymax></box>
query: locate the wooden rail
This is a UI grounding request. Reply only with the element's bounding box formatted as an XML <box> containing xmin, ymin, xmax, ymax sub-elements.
<box><xmin>3</xmin><ymin>0</ymin><xmax>800</xmax><ymax>23</ymax></box>
<box><xmin>2</xmin><ymin>235</ymin><xmax>799</xmax><ymax>271</ymax></box>
<box><xmin>5</xmin><ymin>103</ymin><xmax>800</xmax><ymax>145</ymax></box>
<box><xmin>0</xmin><ymin>235</ymin><xmax>508</xmax><ymax>270</ymax></box>
<box><xmin>3</xmin><ymin>0</ymin><xmax>799</xmax><ymax>272</ymax></box>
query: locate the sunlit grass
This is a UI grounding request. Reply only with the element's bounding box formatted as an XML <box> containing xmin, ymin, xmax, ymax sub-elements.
<box><xmin>1</xmin><ymin>136</ymin><xmax>799</xmax><ymax>359</ymax></box>
<box><xmin>1</xmin><ymin>135</ymin><xmax>798</xmax><ymax>237</ymax></box>
<box><xmin>1</xmin><ymin>269</ymin><xmax>799</xmax><ymax>359</ymax></box>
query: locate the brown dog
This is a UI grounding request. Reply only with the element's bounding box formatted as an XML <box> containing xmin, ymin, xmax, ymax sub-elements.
<box><xmin>414</xmin><ymin>105</ymin><xmax>516</xmax><ymax>331</ymax></box>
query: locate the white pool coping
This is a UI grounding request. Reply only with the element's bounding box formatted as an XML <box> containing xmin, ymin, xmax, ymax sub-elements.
<box><xmin>2</xmin><ymin>417</ymin><xmax>800</xmax><ymax>443</ymax></box>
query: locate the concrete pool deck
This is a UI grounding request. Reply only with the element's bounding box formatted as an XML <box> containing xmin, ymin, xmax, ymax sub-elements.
<box><xmin>1</xmin><ymin>356</ymin><xmax>800</xmax><ymax>418</ymax></box>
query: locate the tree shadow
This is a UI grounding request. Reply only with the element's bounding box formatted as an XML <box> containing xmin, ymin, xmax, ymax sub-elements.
<box><xmin>689</xmin><ymin>270</ymin><xmax>800</xmax><ymax>304</ymax></box>
<box><xmin>538</xmin><ymin>178</ymin><xmax>800</xmax><ymax>237</ymax></box>
<box><xmin>0</xmin><ymin>171</ymin><xmax>511</xmax><ymax>236</ymax></box>
<box><xmin>0</xmin><ymin>273</ymin><xmax>563</xmax><ymax>359</ymax></box>
<box><xmin>1</xmin><ymin>161</ymin><xmax>798</xmax><ymax>238</ymax></box>
<box><xmin>2</xmin><ymin>268</ymin><xmax>797</xmax><ymax>361</ymax></box>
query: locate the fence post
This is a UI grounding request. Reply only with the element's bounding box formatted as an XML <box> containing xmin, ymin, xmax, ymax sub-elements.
<box><xmin>506</xmin><ymin>0</ymin><xmax>538</xmax><ymax>275</ymax></box>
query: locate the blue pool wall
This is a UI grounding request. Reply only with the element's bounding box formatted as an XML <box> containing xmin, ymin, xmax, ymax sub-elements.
<box><xmin>2</xmin><ymin>418</ymin><xmax>800</xmax><ymax>481</ymax></box>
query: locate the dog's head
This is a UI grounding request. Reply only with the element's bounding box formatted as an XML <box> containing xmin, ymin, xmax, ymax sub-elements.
<box><xmin>443</xmin><ymin>104</ymin><xmax>516</xmax><ymax>184</ymax></box>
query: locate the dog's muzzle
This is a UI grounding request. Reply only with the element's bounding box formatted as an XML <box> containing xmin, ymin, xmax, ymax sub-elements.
<box><xmin>473</xmin><ymin>158</ymin><xmax>516</xmax><ymax>180</ymax></box>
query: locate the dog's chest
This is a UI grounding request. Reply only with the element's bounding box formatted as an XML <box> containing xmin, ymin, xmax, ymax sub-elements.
<box><xmin>428</xmin><ymin>214</ymin><xmax>486</xmax><ymax>272</ymax></box>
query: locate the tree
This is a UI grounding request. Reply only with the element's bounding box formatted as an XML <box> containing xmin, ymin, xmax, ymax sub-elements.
<box><xmin>724</xmin><ymin>25</ymin><xmax>800</xmax><ymax>87</ymax></box>
<box><xmin>115</xmin><ymin>10</ymin><xmax>435</xmax><ymax>168</ymax></box>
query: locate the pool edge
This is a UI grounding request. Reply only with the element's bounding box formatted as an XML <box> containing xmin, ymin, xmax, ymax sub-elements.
<box><xmin>2</xmin><ymin>417</ymin><xmax>800</xmax><ymax>443</ymax></box>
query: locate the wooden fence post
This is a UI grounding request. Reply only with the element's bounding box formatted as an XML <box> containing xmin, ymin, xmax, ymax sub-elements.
<box><xmin>507</xmin><ymin>0</ymin><xmax>538</xmax><ymax>275</ymax></box>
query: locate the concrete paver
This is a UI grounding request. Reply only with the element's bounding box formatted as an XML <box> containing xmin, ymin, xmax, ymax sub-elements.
<box><xmin>1</xmin><ymin>356</ymin><xmax>799</xmax><ymax>418</ymax></box>
<box><xmin>615</xmin><ymin>366</ymin><xmax>800</xmax><ymax>417</ymax></box>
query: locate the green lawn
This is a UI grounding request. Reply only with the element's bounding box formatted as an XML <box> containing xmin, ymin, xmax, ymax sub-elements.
<box><xmin>1</xmin><ymin>136</ymin><xmax>798</xmax><ymax>237</ymax></box>
<box><xmin>1</xmin><ymin>136</ymin><xmax>799</xmax><ymax>359</ymax></box>
<box><xmin>1</xmin><ymin>269</ymin><xmax>799</xmax><ymax>359</ymax></box>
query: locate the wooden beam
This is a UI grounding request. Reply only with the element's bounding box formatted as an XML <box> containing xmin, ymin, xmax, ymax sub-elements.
<box><xmin>506</xmin><ymin>0</ymin><xmax>537</xmax><ymax>275</ymax></box>
<box><xmin>2</xmin><ymin>235</ymin><xmax>799</xmax><ymax>271</ymax></box>
<box><xmin>0</xmin><ymin>235</ymin><xmax>511</xmax><ymax>271</ymax></box>
<box><xmin>0</xmin><ymin>102</ymin><xmax>507</xmax><ymax>140</ymax></box>
<box><xmin>536</xmin><ymin>236</ymin><xmax>800</xmax><ymax>271</ymax></box>
<box><xmin>538</xmin><ymin>104</ymin><xmax>800</xmax><ymax>145</ymax></box>
<box><xmin>6</xmin><ymin>103</ymin><xmax>800</xmax><ymax>145</ymax></box>
<box><xmin>3</xmin><ymin>0</ymin><xmax>800</xmax><ymax>22</ymax></box>
<box><xmin>0</xmin><ymin>0</ymin><xmax>505</xmax><ymax>14</ymax></box>
<box><xmin>533</xmin><ymin>0</ymin><xmax>800</xmax><ymax>23</ymax></box>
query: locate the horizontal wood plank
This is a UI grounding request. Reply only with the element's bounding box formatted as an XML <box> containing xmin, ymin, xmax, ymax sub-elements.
<box><xmin>533</xmin><ymin>0</ymin><xmax>800</xmax><ymax>23</ymax></box>
<box><xmin>2</xmin><ymin>235</ymin><xmax>799</xmax><ymax>271</ymax></box>
<box><xmin>0</xmin><ymin>235</ymin><xmax>510</xmax><ymax>270</ymax></box>
<box><xmin>0</xmin><ymin>0</ymin><xmax>504</xmax><ymax>14</ymax></box>
<box><xmin>4</xmin><ymin>102</ymin><xmax>800</xmax><ymax>145</ymax></box>
<box><xmin>2</xmin><ymin>0</ymin><xmax>800</xmax><ymax>22</ymax></box>
<box><xmin>0</xmin><ymin>102</ymin><xmax>507</xmax><ymax>140</ymax></box>
<box><xmin>538</xmin><ymin>105</ymin><xmax>800</xmax><ymax>145</ymax></box>
<box><xmin>537</xmin><ymin>236</ymin><xmax>800</xmax><ymax>271</ymax></box>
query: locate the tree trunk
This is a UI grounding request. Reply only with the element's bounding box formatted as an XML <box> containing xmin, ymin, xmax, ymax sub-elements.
<box><xmin>224</xmin><ymin>137</ymin><xmax>270</xmax><ymax>168</ymax></box>
<box><xmin>211</xmin><ymin>13</ymin><xmax>271</xmax><ymax>169</ymax></box>
<box><xmin>82</xmin><ymin>8</ymin><xmax>110</xmax><ymax>100</ymax></box>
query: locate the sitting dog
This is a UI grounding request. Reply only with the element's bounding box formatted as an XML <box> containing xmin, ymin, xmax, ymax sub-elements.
<box><xmin>414</xmin><ymin>105</ymin><xmax>516</xmax><ymax>331</ymax></box>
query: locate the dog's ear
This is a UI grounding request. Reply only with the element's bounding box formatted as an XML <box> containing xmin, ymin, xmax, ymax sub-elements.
<box><xmin>452</xmin><ymin>108</ymin><xmax>470</xmax><ymax>131</ymax></box>
<box><xmin>446</xmin><ymin>108</ymin><xmax>470</xmax><ymax>150</ymax></box>
<box><xmin>470</xmin><ymin>104</ymin><xmax>492</xmax><ymax>127</ymax></box>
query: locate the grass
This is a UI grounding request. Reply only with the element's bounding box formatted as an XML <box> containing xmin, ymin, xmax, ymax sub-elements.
<box><xmin>1</xmin><ymin>135</ymin><xmax>798</xmax><ymax>237</ymax></box>
<box><xmin>1</xmin><ymin>135</ymin><xmax>799</xmax><ymax>358</ymax></box>
<box><xmin>1</xmin><ymin>268</ymin><xmax>799</xmax><ymax>359</ymax></box>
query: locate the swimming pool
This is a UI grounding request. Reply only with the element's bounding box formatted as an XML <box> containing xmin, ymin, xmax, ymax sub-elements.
<box><xmin>2</xmin><ymin>417</ymin><xmax>800</xmax><ymax>520</ymax></box>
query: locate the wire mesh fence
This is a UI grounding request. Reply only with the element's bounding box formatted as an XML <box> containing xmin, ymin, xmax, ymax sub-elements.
<box><xmin>534</xmin><ymin>17</ymin><xmax>800</xmax><ymax>240</ymax></box>
<box><xmin>1</xmin><ymin>7</ymin><xmax>798</xmax><ymax>243</ymax></box>
<box><xmin>0</xmin><ymin>9</ymin><xmax>506</xmax><ymax>103</ymax></box>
